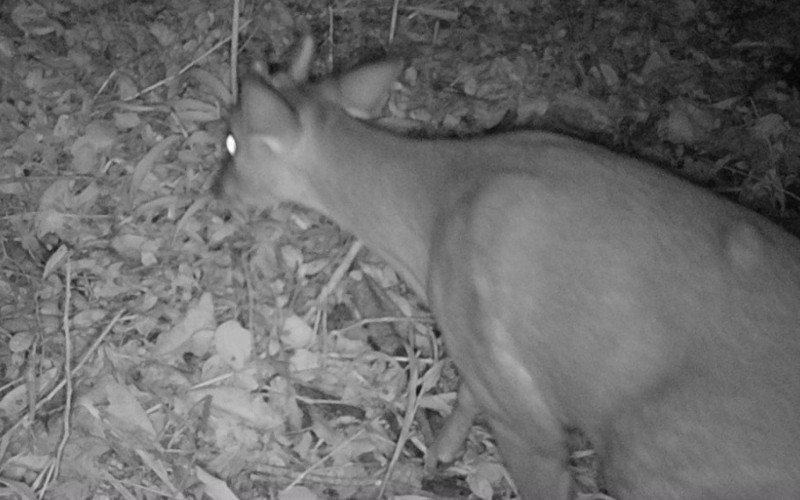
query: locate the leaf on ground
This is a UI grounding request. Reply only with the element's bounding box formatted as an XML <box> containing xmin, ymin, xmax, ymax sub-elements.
<box><xmin>190</xmin><ymin>387</ymin><xmax>284</xmax><ymax>430</ymax></box>
<box><xmin>69</xmin><ymin>120</ymin><xmax>117</xmax><ymax>174</ymax></box>
<box><xmin>278</xmin><ymin>486</ymin><xmax>320</xmax><ymax>500</ymax></box>
<box><xmin>196</xmin><ymin>466</ymin><xmax>240</xmax><ymax>500</ymax></box>
<box><xmin>281</xmin><ymin>315</ymin><xmax>315</xmax><ymax>349</ymax></box>
<box><xmin>0</xmin><ymin>367</ymin><xmax>58</xmax><ymax>418</ymax></box>
<box><xmin>154</xmin><ymin>292</ymin><xmax>216</xmax><ymax>356</ymax></box>
<box><xmin>105</xmin><ymin>381</ymin><xmax>157</xmax><ymax>439</ymax></box>
<box><xmin>214</xmin><ymin>320</ymin><xmax>253</xmax><ymax>370</ymax></box>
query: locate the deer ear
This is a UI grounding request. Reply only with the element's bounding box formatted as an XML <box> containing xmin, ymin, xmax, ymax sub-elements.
<box><xmin>334</xmin><ymin>59</ymin><xmax>405</xmax><ymax>119</ymax></box>
<box><xmin>251</xmin><ymin>60</ymin><xmax>269</xmax><ymax>79</ymax></box>
<box><xmin>238</xmin><ymin>75</ymin><xmax>301</xmax><ymax>153</ymax></box>
<box><xmin>289</xmin><ymin>35</ymin><xmax>315</xmax><ymax>83</ymax></box>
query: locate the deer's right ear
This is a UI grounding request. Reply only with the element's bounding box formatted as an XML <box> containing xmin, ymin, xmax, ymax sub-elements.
<box><xmin>238</xmin><ymin>75</ymin><xmax>301</xmax><ymax>154</ymax></box>
<box><xmin>288</xmin><ymin>35</ymin><xmax>315</xmax><ymax>83</ymax></box>
<box><xmin>332</xmin><ymin>59</ymin><xmax>404</xmax><ymax>119</ymax></box>
<box><xmin>251</xmin><ymin>60</ymin><xmax>269</xmax><ymax>79</ymax></box>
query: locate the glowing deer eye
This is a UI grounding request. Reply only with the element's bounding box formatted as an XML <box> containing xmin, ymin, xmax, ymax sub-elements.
<box><xmin>225</xmin><ymin>134</ymin><xmax>237</xmax><ymax>156</ymax></box>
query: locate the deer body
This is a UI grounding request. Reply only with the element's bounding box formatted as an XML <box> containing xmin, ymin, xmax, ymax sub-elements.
<box><xmin>214</xmin><ymin>37</ymin><xmax>800</xmax><ymax>499</ymax></box>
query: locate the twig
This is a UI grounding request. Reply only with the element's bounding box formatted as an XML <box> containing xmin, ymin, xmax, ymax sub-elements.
<box><xmin>230</xmin><ymin>0</ymin><xmax>240</xmax><ymax>103</ymax></box>
<box><xmin>318</xmin><ymin>240</ymin><xmax>363</xmax><ymax>302</ymax></box>
<box><xmin>57</xmin><ymin>262</ymin><xmax>74</xmax><ymax>480</ymax></box>
<box><xmin>389</xmin><ymin>0</ymin><xmax>400</xmax><ymax>43</ymax></box>
<box><xmin>282</xmin><ymin>428</ymin><xmax>366</xmax><ymax>492</ymax></box>
<box><xmin>330</xmin><ymin>315</ymin><xmax>434</xmax><ymax>336</ymax></box>
<box><xmin>37</xmin><ymin>260</ymin><xmax>74</xmax><ymax>497</ymax></box>
<box><xmin>379</xmin><ymin>337</ymin><xmax>419</xmax><ymax>499</ymax></box>
<box><xmin>1</xmin><ymin>309</ymin><xmax>126</xmax><ymax>443</ymax></box>
<box><xmin>93</xmin><ymin>69</ymin><xmax>118</xmax><ymax>100</ymax></box>
<box><xmin>326</xmin><ymin>4</ymin><xmax>334</xmax><ymax>71</ymax></box>
<box><xmin>311</xmin><ymin>239</ymin><xmax>363</xmax><ymax>351</ymax></box>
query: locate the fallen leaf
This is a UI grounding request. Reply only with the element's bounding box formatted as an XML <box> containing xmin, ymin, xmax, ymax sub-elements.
<box><xmin>214</xmin><ymin>321</ymin><xmax>253</xmax><ymax>370</ymax></box>
<box><xmin>282</xmin><ymin>315</ymin><xmax>315</xmax><ymax>349</ymax></box>
<box><xmin>105</xmin><ymin>381</ymin><xmax>156</xmax><ymax>439</ymax></box>
<box><xmin>154</xmin><ymin>292</ymin><xmax>215</xmax><ymax>356</ymax></box>
<box><xmin>190</xmin><ymin>387</ymin><xmax>284</xmax><ymax>429</ymax></box>
<box><xmin>278</xmin><ymin>486</ymin><xmax>320</xmax><ymax>500</ymax></box>
<box><xmin>196</xmin><ymin>466</ymin><xmax>240</xmax><ymax>500</ymax></box>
